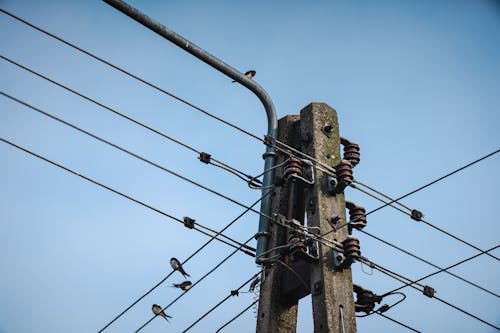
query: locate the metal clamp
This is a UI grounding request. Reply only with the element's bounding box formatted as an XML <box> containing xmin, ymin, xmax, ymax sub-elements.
<box><xmin>183</xmin><ymin>216</ymin><xmax>195</xmax><ymax>229</ymax></box>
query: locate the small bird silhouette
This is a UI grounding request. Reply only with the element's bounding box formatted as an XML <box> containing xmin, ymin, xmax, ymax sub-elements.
<box><xmin>232</xmin><ymin>70</ymin><xmax>256</xmax><ymax>83</ymax></box>
<box><xmin>172</xmin><ymin>280</ymin><xmax>192</xmax><ymax>291</ymax></box>
<box><xmin>152</xmin><ymin>304</ymin><xmax>172</xmax><ymax>321</ymax></box>
<box><xmin>170</xmin><ymin>257</ymin><xmax>190</xmax><ymax>278</ymax></box>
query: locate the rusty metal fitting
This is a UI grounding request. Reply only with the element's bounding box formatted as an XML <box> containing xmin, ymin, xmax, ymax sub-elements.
<box><xmin>345</xmin><ymin>201</ymin><xmax>367</xmax><ymax>234</ymax></box>
<box><xmin>342</xmin><ymin>236</ymin><xmax>361</xmax><ymax>267</ymax></box>
<box><xmin>335</xmin><ymin>160</ymin><xmax>353</xmax><ymax>186</ymax></box>
<box><xmin>283</xmin><ymin>158</ymin><xmax>303</xmax><ymax>180</ymax></box>
<box><xmin>411</xmin><ymin>209</ymin><xmax>424</xmax><ymax>221</ymax></box>
<box><xmin>353</xmin><ymin>284</ymin><xmax>384</xmax><ymax>314</ymax></box>
<box><xmin>423</xmin><ymin>285</ymin><xmax>436</xmax><ymax>298</ymax></box>
<box><xmin>183</xmin><ymin>216</ymin><xmax>195</xmax><ymax>229</ymax></box>
<box><xmin>343</xmin><ymin>143</ymin><xmax>360</xmax><ymax>167</ymax></box>
<box><xmin>199</xmin><ymin>152</ymin><xmax>211</xmax><ymax>164</ymax></box>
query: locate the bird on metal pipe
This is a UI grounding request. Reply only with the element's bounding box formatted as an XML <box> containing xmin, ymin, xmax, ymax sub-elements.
<box><xmin>152</xmin><ymin>304</ymin><xmax>172</xmax><ymax>321</ymax></box>
<box><xmin>172</xmin><ymin>280</ymin><xmax>192</xmax><ymax>291</ymax></box>
<box><xmin>232</xmin><ymin>70</ymin><xmax>256</xmax><ymax>83</ymax></box>
<box><xmin>170</xmin><ymin>257</ymin><xmax>190</xmax><ymax>278</ymax></box>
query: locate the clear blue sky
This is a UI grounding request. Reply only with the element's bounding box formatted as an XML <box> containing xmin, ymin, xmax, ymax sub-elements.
<box><xmin>0</xmin><ymin>1</ymin><xmax>499</xmax><ymax>332</ymax></box>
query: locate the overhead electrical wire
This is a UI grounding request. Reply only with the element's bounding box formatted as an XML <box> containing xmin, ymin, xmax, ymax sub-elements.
<box><xmin>324</xmin><ymin>149</ymin><xmax>500</xmax><ymax>262</ymax></box>
<box><xmin>349</xmin><ymin>183</ymin><xmax>411</xmax><ymax>218</ymax></box>
<box><xmin>4</xmin><ymin>9</ymin><xmax>499</xmax><ymax>228</ymax></box>
<box><xmin>182</xmin><ymin>272</ymin><xmax>260</xmax><ymax>332</ymax></box>
<box><xmin>0</xmin><ymin>136</ymin><xmax>251</xmax><ymax>255</ymax></box>
<box><xmin>0</xmin><ymin>53</ymin><xmax>260</xmax><ymax>186</ymax></box>
<box><xmin>351</xmin><ymin>150</ymin><xmax>500</xmax><ymax>224</ymax></box>
<box><xmin>365</xmin><ymin>148</ymin><xmax>500</xmax><ymax>215</ymax></box>
<box><xmin>0</xmin><ymin>8</ymin><xmax>354</xmax><ymax>182</ymax></box>
<box><xmin>1</xmin><ymin>90</ymin><xmax>344</xmax><ymax>255</ymax></box>
<box><xmin>133</xmin><ymin>234</ymin><xmax>255</xmax><ymax>333</ymax></box>
<box><xmin>353</xmin><ymin>179</ymin><xmax>413</xmax><ymax>212</ymax></box>
<box><xmin>385</xmin><ymin>244</ymin><xmax>499</xmax><ymax>296</ymax></box>
<box><xmin>0</xmin><ymin>8</ymin><xmax>262</xmax><ymax>141</ymax></box>
<box><xmin>375</xmin><ymin>313</ymin><xmax>422</xmax><ymax>333</ymax></box>
<box><xmin>1</xmin><ymin>90</ymin><xmax>344</xmax><ymax>256</ymax></box>
<box><xmin>359</xmin><ymin>229</ymin><xmax>499</xmax><ymax>298</ymax></box>
<box><xmin>3</xmin><ymin>6</ymin><xmax>499</xmax><ymax>332</ymax></box>
<box><xmin>0</xmin><ymin>90</ymin><xmax>266</xmax><ymax>223</ymax></box>
<box><xmin>1</xmin><ymin>92</ymin><xmax>342</xmax><ymax>260</ymax></box>
<box><xmin>98</xmin><ymin>188</ymin><xmax>275</xmax><ymax>332</ymax></box>
<box><xmin>327</xmin><ymin>148</ymin><xmax>500</xmax><ymax>235</ymax></box>
<box><xmin>348</xmin><ymin>178</ymin><xmax>500</xmax><ymax>262</ymax></box>
<box><xmin>357</xmin><ymin>252</ymin><xmax>500</xmax><ymax>330</ymax></box>
<box><xmin>214</xmin><ymin>299</ymin><xmax>259</xmax><ymax>332</ymax></box>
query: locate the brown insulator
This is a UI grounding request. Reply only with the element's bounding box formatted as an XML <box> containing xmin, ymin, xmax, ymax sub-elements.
<box><xmin>342</xmin><ymin>236</ymin><xmax>361</xmax><ymax>267</ymax></box>
<box><xmin>346</xmin><ymin>202</ymin><xmax>367</xmax><ymax>234</ymax></box>
<box><xmin>335</xmin><ymin>160</ymin><xmax>353</xmax><ymax>185</ymax></box>
<box><xmin>343</xmin><ymin>143</ymin><xmax>360</xmax><ymax>167</ymax></box>
<box><xmin>283</xmin><ymin>158</ymin><xmax>303</xmax><ymax>179</ymax></box>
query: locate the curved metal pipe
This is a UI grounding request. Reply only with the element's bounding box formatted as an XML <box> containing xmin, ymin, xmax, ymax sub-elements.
<box><xmin>103</xmin><ymin>0</ymin><xmax>277</xmax><ymax>264</ymax></box>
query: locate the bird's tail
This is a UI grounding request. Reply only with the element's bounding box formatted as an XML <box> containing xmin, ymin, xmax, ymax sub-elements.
<box><xmin>231</xmin><ymin>80</ymin><xmax>236</xmax><ymax>83</ymax></box>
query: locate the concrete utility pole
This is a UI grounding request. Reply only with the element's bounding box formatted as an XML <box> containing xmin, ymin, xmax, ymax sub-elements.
<box><xmin>256</xmin><ymin>115</ymin><xmax>302</xmax><ymax>332</ymax></box>
<box><xmin>102</xmin><ymin>3</ymin><xmax>356</xmax><ymax>330</ymax></box>
<box><xmin>257</xmin><ymin>103</ymin><xmax>357</xmax><ymax>333</ymax></box>
<box><xmin>301</xmin><ymin>103</ymin><xmax>357</xmax><ymax>333</ymax></box>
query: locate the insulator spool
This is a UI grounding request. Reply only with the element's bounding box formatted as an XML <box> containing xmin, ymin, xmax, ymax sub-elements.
<box><xmin>283</xmin><ymin>158</ymin><xmax>303</xmax><ymax>179</ymax></box>
<box><xmin>335</xmin><ymin>160</ymin><xmax>353</xmax><ymax>185</ymax></box>
<box><xmin>343</xmin><ymin>143</ymin><xmax>360</xmax><ymax>167</ymax></box>
<box><xmin>347</xmin><ymin>203</ymin><xmax>367</xmax><ymax>233</ymax></box>
<box><xmin>342</xmin><ymin>236</ymin><xmax>361</xmax><ymax>266</ymax></box>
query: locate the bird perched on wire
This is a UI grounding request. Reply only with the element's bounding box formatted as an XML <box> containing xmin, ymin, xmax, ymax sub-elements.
<box><xmin>232</xmin><ymin>70</ymin><xmax>256</xmax><ymax>83</ymax></box>
<box><xmin>172</xmin><ymin>281</ymin><xmax>192</xmax><ymax>291</ymax></box>
<box><xmin>152</xmin><ymin>304</ymin><xmax>172</xmax><ymax>321</ymax></box>
<box><xmin>170</xmin><ymin>257</ymin><xmax>190</xmax><ymax>278</ymax></box>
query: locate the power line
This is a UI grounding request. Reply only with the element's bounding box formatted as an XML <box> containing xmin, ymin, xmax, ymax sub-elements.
<box><xmin>8</xmin><ymin>6</ymin><xmax>495</xmax><ymax>211</ymax></box>
<box><xmin>359</xmin><ymin>149</ymin><xmax>499</xmax><ymax>218</ymax></box>
<box><xmin>0</xmin><ymin>90</ymin><xmax>343</xmax><ymax>255</ymax></box>
<box><xmin>359</xmin><ymin>229</ymin><xmax>499</xmax><ymax>298</ymax></box>
<box><xmin>182</xmin><ymin>272</ymin><xmax>260</xmax><ymax>332</ymax></box>
<box><xmin>133</xmin><ymin>234</ymin><xmax>255</xmax><ymax>333</ymax></box>
<box><xmin>349</xmin><ymin>182</ymin><xmax>411</xmax><ymax>218</ymax></box>
<box><xmin>419</xmin><ymin>217</ymin><xmax>499</xmax><ymax>261</ymax></box>
<box><xmin>349</xmin><ymin>181</ymin><xmax>500</xmax><ymax>262</ymax></box>
<box><xmin>98</xmin><ymin>189</ymin><xmax>274</xmax><ymax>332</ymax></box>
<box><xmin>0</xmin><ymin>8</ymin><xmax>363</xmax><ymax>185</ymax></box>
<box><xmin>375</xmin><ymin>313</ymin><xmax>422</xmax><ymax>333</ymax></box>
<box><xmin>0</xmin><ymin>136</ymin><xmax>251</xmax><ymax>255</ymax></box>
<box><xmin>2</xmin><ymin>6</ymin><xmax>496</xmax><ymax>330</ymax></box>
<box><xmin>358</xmin><ymin>251</ymin><xmax>500</xmax><ymax>331</ymax></box>
<box><xmin>325</xmin><ymin>150</ymin><xmax>500</xmax><ymax>262</ymax></box>
<box><xmin>215</xmin><ymin>299</ymin><xmax>259</xmax><ymax>332</ymax></box>
<box><xmin>0</xmin><ymin>90</ymin><xmax>265</xmax><ymax>224</ymax></box>
<box><xmin>386</xmin><ymin>244</ymin><xmax>499</xmax><ymax>295</ymax></box>
<box><xmin>0</xmin><ymin>53</ymin><xmax>259</xmax><ymax>186</ymax></box>
<box><xmin>353</xmin><ymin>179</ymin><xmax>413</xmax><ymax>212</ymax></box>
<box><xmin>2</xmin><ymin>91</ymin><xmax>336</xmax><ymax>251</ymax></box>
<box><xmin>0</xmin><ymin>8</ymin><xmax>262</xmax><ymax>142</ymax></box>
<box><xmin>327</xmin><ymin>148</ymin><xmax>500</xmax><ymax>235</ymax></box>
